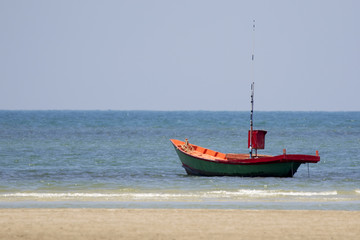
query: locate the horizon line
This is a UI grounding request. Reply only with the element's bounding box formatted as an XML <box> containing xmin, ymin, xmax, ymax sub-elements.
<box><xmin>1</xmin><ymin>109</ymin><xmax>359</xmax><ymax>113</ymax></box>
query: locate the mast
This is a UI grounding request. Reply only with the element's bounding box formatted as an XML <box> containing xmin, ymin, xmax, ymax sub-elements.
<box><xmin>249</xmin><ymin>20</ymin><xmax>256</xmax><ymax>158</ymax></box>
<box><xmin>249</xmin><ymin>82</ymin><xmax>254</xmax><ymax>158</ymax></box>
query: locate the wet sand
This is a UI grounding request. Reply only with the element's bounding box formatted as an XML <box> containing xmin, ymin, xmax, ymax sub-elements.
<box><xmin>1</xmin><ymin>209</ymin><xmax>359</xmax><ymax>239</ymax></box>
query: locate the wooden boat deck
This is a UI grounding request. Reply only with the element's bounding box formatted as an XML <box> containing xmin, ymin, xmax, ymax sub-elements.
<box><xmin>172</xmin><ymin>139</ymin><xmax>272</xmax><ymax>162</ymax></box>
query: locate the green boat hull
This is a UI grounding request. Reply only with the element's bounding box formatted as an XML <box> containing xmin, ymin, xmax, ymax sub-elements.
<box><xmin>174</xmin><ymin>147</ymin><xmax>302</xmax><ymax>177</ymax></box>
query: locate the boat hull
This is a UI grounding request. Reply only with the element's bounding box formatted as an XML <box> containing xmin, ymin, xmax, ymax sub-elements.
<box><xmin>171</xmin><ymin>139</ymin><xmax>319</xmax><ymax>177</ymax></box>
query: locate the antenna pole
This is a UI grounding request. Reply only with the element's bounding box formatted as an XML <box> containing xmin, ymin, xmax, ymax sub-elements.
<box><xmin>252</xmin><ymin>20</ymin><xmax>255</xmax><ymax>62</ymax></box>
<box><xmin>249</xmin><ymin>82</ymin><xmax>254</xmax><ymax>158</ymax></box>
<box><xmin>249</xmin><ymin>20</ymin><xmax>256</xmax><ymax>159</ymax></box>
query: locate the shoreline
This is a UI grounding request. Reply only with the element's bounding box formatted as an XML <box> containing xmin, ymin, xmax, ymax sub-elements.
<box><xmin>1</xmin><ymin>209</ymin><xmax>359</xmax><ymax>240</ymax></box>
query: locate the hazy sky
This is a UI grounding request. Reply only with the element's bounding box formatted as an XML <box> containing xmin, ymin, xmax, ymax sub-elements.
<box><xmin>1</xmin><ymin>0</ymin><xmax>359</xmax><ymax>111</ymax></box>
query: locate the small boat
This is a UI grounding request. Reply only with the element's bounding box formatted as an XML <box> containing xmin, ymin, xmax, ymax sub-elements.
<box><xmin>170</xmin><ymin>83</ymin><xmax>320</xmax><ymax>177</ymax></box>
<box><xmin>170</xmin><ymin>138</ymin><xmax>320</xmax><ymax>177</ymax></box>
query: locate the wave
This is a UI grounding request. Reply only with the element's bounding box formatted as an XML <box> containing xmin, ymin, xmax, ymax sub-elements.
<box><xmin>2</xmin><ymin>193</ymin><xmax>122</xmax><ymax>198</ymax></box>
<box><xmin>0</xmin><ymin>189</ymin><xmax>341</xmax><ymax>201</ymax></box>
<box><xmin>209</xmin><ymin>189</ymin><xmax>338</xmax><ymax>197</ymax></box>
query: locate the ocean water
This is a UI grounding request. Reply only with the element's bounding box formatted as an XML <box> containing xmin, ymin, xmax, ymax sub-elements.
<box><xmin>0</xmin><ymin>111</ymin><xmax>359</xmax><ymax>210</ymax></box>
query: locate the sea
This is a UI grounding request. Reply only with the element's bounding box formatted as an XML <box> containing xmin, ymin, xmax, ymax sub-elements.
<box><xmin>0</xmin><ymin>111</ymin><xmax>359</xmax><ymax>210</ymax></box>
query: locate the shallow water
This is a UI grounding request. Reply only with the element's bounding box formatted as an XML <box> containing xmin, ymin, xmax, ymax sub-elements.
<box><xmin>0</xmin><ymin>111</ymin><xmax>359</xmax><ymax>209</ymax></box>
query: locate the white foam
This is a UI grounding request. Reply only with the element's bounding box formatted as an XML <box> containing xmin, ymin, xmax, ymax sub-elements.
<box><xmin>2</xmin><ymin>193</ymin><xmax>122</xmax><ymax>198</ymax></box>
<box><xmin>208</xmin><ymin>189</ymin><xmax>337</xmax><ymax>197</ymax></box>
<box><xmin>0</xmin><ymin>190</ymin><xmax>338</xmax><ymax>200</ymax></box>
<box><xmin>0</xmin><ymin>192</ymin><xmax>196</xmax><ymax>200</ymax></box>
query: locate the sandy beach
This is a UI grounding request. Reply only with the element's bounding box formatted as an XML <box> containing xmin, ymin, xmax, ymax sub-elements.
<box><xmin>0</xmin><ymin>209</ymin><xmax>359</xmax><ymax>240</ymax></box>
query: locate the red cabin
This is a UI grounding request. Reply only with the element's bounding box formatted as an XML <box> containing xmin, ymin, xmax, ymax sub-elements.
<box><xmin>248</xmin><ymin>130</ymin><xmax>267</xmax><ymax>150</ymax></box>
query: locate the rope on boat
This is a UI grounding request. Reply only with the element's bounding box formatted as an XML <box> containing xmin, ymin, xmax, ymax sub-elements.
<box><xmin>181</xmin><ymin>138</ymin><xmax>193</xmax><ymax>152</ymax></box>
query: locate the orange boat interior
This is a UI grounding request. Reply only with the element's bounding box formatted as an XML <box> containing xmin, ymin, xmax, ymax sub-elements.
<box><xmin>171</xmin><ymin>139</ymin><xmax>271</xmax><ymax>161</ymax></box>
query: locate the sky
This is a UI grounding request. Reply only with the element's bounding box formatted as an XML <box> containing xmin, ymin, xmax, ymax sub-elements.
<box><xmin>1</xmin><ymin>0</ymin><xmax>359</xmax><ymax>111</ymax></box>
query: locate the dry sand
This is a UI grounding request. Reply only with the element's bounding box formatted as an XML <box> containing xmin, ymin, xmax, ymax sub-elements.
<box><xmin>0</xmin><ymin>209</ymin><xmax>359</xmax><ymax>240</ymax></box>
